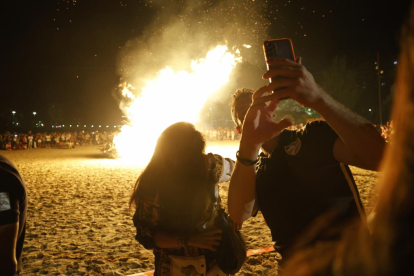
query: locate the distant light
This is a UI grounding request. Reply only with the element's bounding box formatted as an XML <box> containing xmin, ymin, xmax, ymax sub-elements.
<box><xmin>99</xmin><ymin>125</ymin><xmax>101</xmax><ymax>128</ymax></box>
<box><xmin>114</xmin><ymin>126</ymin><xmax>117</xmax><ymax>128</ymax></box>
<box><xmin>369</xmin><ymin>109</ymin><xmax>372</xmax><ymax>112</ymax></box>
<box><xmin>242</xmin><ymin>44</ymin><xmax>251</xmax><ymax>49</ymax></box>
<box><xmin>106</xmin><ymin>125</ymin><xmax>109</xmax><ymax>128</ymax></box>
<box><xmin>381</xmin><ymin>82</ymin><xmax>386</xmax><ymax>86</ymax></box>
<box><xmin>69</xmin><ymin>125</ymin><xmax>72</xmax><ymax>127</ymax></box>
<box><xmin>77</xmin><ymin>125</ymin><xmax>79</xmax><ymax>127</ymax></box>
<box><xmin>16</xmin><ymin>123</ymin><xmax>19</xmax><ymax>125</ymax></box>
<box><xmin>33</xmin><ymin>112</ymin><xmax>37</xmax><ymax>116</ymax></box>
<box><xmin>380</xmin><ymin>70</ymin><xmax>384</xmax><ymax>74</ymax></box>
<box><xmin>41</xmin><ymin>124</ymin><xmax>44</xmax><ymax>127</ymax></box>
<box><xmin>84</xmin><ymin>125</ymin><xmax>86</xmax><ymax>127</ymax></box>
<box><xmin>91</xmin><ymin>125</ymin><xmax>94</xmax><ymax>127</ymax></box>
<box><xmin>394</xmin><ymin>61</ymin><xmax>398</xmax><ymax>65</ymax></box>
<box><xmin>12</xmin><ymin>111</ymin><xmax>16</xmax><ymax>114</ymax></box>
<box><xmin>62</xmin><ymin>125</ymin><xmax>65</xmax><ymax>127</ymax></box>
<box><xmin>52</xmin><ymin>125</ymin><xmax>55</xmax><ymax>128</ymax></box>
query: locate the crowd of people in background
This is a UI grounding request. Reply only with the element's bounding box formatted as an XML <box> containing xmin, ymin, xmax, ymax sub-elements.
<box><xmin>201</xmin><ymin>127</ymin><xmax>240</xmax><ymax>141</ymax></box>
<box><xmin>0</xmin><ymin>121</ymin><xmax>394</xmax><ymax>151</ymax></box>
<box><xmin>0</xmin><ymin>131</ymin><xmax>118</xmax><ymax>150</ymax></box>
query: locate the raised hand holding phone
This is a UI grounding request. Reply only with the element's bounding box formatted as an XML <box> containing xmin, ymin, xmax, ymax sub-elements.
<box><xmin>262</xmin><ymin>58</ymin><xmax>325</xmax><ymax>109</ymax></box>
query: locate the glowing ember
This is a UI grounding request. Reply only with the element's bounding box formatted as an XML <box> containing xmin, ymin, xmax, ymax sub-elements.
<box><xmin>114</xmin><ymin>45</ymin><xmax>241</xmax><ymax>165</ymax></box>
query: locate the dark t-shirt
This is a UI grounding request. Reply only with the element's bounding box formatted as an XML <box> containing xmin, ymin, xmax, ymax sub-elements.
<box><xmin>0</xmin><ymin>155</ymin><xmax>27</xmax><ymax>273</ymax></box>
<box><xmin>255</xmin><ymin>121</ymin><xmax>365</xmax><ymax>252</ymax></box>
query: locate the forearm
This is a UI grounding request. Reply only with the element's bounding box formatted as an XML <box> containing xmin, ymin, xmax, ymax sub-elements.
<box><xmin>228</xmin><ymin>142</ymin><xmax>260</xmax><ymax>223</ymax></box>
<box><xmin>314</xmin><ymin>91</ymin><xmax>386</xmax><ymax>170</ymax></box>
<box><xmin>153</xmin><ymin>231</ymin><xmax>183</xmax><ymax>249</ymax></box>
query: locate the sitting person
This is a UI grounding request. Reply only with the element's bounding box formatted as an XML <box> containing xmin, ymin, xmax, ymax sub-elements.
<box><xmin>130</xmin><ymin>122</ymin><xmax>235</xmax><ymax>275</ymax></box>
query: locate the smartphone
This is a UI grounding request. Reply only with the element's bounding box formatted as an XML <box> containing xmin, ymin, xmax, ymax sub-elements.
<box><xmin>263</xmin><ymin>38</ymin><xmax>296</xmax><ymax>83</ymax></box>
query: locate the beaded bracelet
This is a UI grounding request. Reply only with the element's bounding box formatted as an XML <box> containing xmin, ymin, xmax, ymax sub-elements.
<box><xmin>236</xmin><ymin>151</ymin><xmax>258</xmax><ymax>166</ymax></box>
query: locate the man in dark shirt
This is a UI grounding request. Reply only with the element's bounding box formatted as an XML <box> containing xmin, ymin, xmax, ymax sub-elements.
<box><xmin>0</xmin><ymin>154</ymin><xmax>27</xmax><ymax>275</ymax></box>
<box><xmin>228</xmin><ymin>58</ymin><xmax>385</xmax><ymax>259</ymax></box>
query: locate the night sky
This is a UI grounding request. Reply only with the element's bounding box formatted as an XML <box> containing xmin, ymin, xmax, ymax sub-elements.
<box><xmin>1</xmin><ymin>0</ymin><xmax>411</xmax><ymax>130</ymax></box>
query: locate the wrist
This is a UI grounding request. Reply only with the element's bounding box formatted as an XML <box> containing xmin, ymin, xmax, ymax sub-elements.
<box><xmin>309</xmin><ymin>87</ymin><xmax>329</xmax><ymax>111</ymax></box>
<box><xmin>238</xmin><ymin>141</ymin><xmax>261</xmax><ymax>160</ymax></box>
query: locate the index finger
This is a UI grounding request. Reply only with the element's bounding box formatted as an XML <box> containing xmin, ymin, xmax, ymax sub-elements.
<box><xmin>267</xmin><ymin>58</ymin><xmax>301</xmax><ymax>68</ymax></box>
<box><xmin>252</xmin><ymin>85</ymin><xmax>272</xmax><ymax>101</ymax></box>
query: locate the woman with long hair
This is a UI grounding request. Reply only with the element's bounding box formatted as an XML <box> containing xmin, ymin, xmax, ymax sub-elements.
<box><xmin>130</xmin><ymin>122</ymin><xmax>234</xmax><ymax>276</ymax></box>
<box><xmin>279</xmin><ymin>2</ymin><xmax>414</xmax><ymax>275</ymax></box>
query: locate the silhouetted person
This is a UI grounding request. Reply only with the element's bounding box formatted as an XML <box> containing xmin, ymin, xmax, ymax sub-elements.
<box><xmin>0</xmin><ymin>155</ymin><xmax>28</xmax><ymax>275</ymax></box>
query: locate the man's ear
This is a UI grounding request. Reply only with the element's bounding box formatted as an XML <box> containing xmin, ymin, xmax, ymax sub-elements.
<box><xmin>236</xmin><ymin>126</ymin><xmax>241</xmax><ymax>134</ymax></box>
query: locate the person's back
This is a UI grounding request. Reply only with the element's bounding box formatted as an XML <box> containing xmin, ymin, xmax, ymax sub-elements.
<box><xmin>0</xmin><ymin>154</ymin><xmax>28</xmax><ymax>275</ymax></box>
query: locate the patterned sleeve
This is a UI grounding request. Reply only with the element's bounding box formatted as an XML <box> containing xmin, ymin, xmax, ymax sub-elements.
<box><xmin>132</xmin><ymin>191</ymin><xmax>161</xmax><ymax>250</ymax></box>
<box><xmin>209</xmin><ymin>154</ymin><xmax>235</xmax><ymax>183</ymax></box>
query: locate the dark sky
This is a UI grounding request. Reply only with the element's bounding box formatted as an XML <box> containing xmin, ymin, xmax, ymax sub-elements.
<box><xmin>1</xmin><ymin>0</ymin><xmax>411</xmax><ymax>128</ymax></box>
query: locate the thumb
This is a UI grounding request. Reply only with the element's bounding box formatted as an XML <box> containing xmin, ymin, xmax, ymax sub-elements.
<box><xmin>266</xmin><ymin>99</ymin><xmax>280</xmax><ymax>112</ymax></box>
<box><xmin>277</xmin><ymin>118</ymin><xmax>294</xmax><ymax>130</ymax></box>
<box><xmin>267</xmin><ymin>118</ymin><xmax>294</xmax><ymax>140</ymax></box>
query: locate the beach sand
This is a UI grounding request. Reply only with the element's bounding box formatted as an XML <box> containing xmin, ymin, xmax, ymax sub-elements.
<box><xmin>1</xmin><ymin>142</ymin><xmax>379</xmax><ymax>275</ymax></box>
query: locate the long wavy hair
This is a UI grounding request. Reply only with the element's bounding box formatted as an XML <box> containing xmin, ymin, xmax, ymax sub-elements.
<box><xmin>130</xmin><ymin>122</ymin><xmax>211</xmax><ymax>237</ymax></box>
<box><xmin>366</xmin><ymin>4</ymin><xmax>414</xmax><ymax>274</ymax></box>
<box><xmin>280</xmin><ymin>4</ymin><xmax>414</xmax><ymax>275</ymax></box>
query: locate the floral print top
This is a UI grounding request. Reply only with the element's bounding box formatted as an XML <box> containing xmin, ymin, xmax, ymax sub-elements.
<box><xmin>132</xmin><ymin>153</ymin><xmax>234</xmax><ymax>276</ymax></box>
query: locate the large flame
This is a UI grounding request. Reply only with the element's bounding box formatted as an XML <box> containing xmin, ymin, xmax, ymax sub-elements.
<box><xmin>114</xmin><ymin>45</ymin><xmax>241</xmax><ymax>165</ymax></box>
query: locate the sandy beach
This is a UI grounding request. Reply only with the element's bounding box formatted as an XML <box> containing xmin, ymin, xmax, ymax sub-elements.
<box><xmin>1</xmin><ymin>142</ymin><xmax>379</xmax><ymax>276</ymax></box>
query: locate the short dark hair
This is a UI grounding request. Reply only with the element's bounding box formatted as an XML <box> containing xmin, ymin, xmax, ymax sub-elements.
<box><xmin>230</xmin><ymin>88</ymin><xmax>254</xmax><ymax>126</ymax></box>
